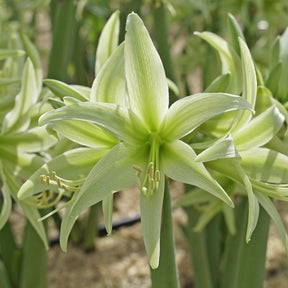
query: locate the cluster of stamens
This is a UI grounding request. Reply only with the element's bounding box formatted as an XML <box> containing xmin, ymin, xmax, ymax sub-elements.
<box><xmin>133</xmin><ymin>136</ymin><xmax>161</xmax><ymax>197</ymax></box>
<box><xmin>33</xmin><ymin>171</ymin><xmax>69</xmax><ymax>209</ymax></box>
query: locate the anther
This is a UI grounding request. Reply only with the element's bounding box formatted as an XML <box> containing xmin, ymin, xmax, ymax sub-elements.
<box><xmin>146</xmin><ymin>162</ymin><xmax>153</xmax><ymax>174</ymax></box>
<box><xmin>57</xmin><ymin>178</ymin><xmax>62</xmax><ymax>188</ymax></box>
<box><xmin>155</xmin><ymin>170</ymin><xmax>160</xmax><ymax>182</ymax></box>
<box><xmin>52</xmin><ymin>171</ymin><xmax>56</xmax><ymax>180</ymax></box>
<box><xmin>62</xmin><ymin>184</ymin><xmax>69</xmax><ymax>192</ymax></box>
<box><xmin>40</xmin><ymin>175</ymin><xmax>46</xmax><ymax>184</ymax></box>
<box><xmin>46</xmin><ymin>176</ymin><xmax>50</xmax><ymax>185</ymax></box>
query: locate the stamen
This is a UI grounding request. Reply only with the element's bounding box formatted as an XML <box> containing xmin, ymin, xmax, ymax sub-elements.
<box><xmin>133</xmin><ymin>136</ymin><xmax>161</xmax><ymax>197</ymax></box>
<box><xmin>40</xmin><ymin>175</ymin><xmax>46</xmax><ymax>184</ymax></box>
<box><xmin>51</xmin><ymin>171</ymin><xmax>56</xmax><ymax>180</ymax></box>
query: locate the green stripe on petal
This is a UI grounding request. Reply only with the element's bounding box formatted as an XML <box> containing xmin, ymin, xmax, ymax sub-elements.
<box><xmin>232</xmin><ymin>38</ymin><xmax>257</xmax><ymax>131</ymax></box>
<box><xmin>91</xmin><ymin>43</ymin><xmax>126</xmax><ymax>105</ymax></box>
<box><xmin>95</xmin><ymin>11</ymin><xmax>120</xmax><ymax>75</ymax></box>
<box><xmin>2</xmin><ymin>58</ymin><xmax>38</xmax><ymax>133</ymax></box>
<box><xmin>140</xmin><ymin>174</ymin><xmax>165</xmax><ymax>269</ymax></box>
<box><xmin>39</xmin><ymin>102</ymin><xmax>148</xmax><ymax>144</ymax></box>
<box><xmin>162</xmin><ymin>140</ymin><xmax>233</xmax><ymax>207</ymax></box>
<box><xmin>125</xmin><ymin>13</ymin><xmax>169</xmax><ymax>130</ymax></box>
<box><xmin>47</xmin><ymin>119</ymin><xmax>117</xmax><ymax>149</ymax></box>
<box><xmin>195</xmin><ymin>31</ymin><xmax>242</xmax><ymax>94</ymax></box>
<box><xmin>160</xmin><ymin>93</ymin><xmax>251</xmax><ymax>141</ymax></box>
<box><xmin>233</xmin><ymin>105</ymin><xmax>284</xmax><ymax>151</ymax></box>
<box><xmin>240</xmin><ymin>148</ymin><xmax>288</xmax><ymax>183</ymax></box>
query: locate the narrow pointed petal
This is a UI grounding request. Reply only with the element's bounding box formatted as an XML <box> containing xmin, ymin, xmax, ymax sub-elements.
<box><xmin>195</xmin><ymin>31</ymin><xmax>242</xmax><ymax>94</ymax></box>
<box><xmin>91</xmin><ymin>43</ymin><xmax>126</xmax><ymax>105</ymax></box>
<box><xmin>39</xmin><ymin>102</ymin><xmax>148</xmax><ymax>144</ymax></box>
<box><xmin>162</xmin><ymin>140</ymin><xmax>233</xmax><ymax>207</ymax></box>
<box><xmin>44</xmin><ymin>79</ymin><xmax>89</xmax><ymax>101</ymax></box>
<box><xmin>60</xmin><ymin>143</ymin><xmax>147</xmax><ymax>251</ymax></box>
<box><xmin>47</xmin><ymin>119</ymin><xmax>117</xmax><ymax>148</ymax></box>
<box><xmin>102</xmin><ymin>195</ymin><xmax>114</xmax><ymax>236</ymax></box>
<box><xmin>0</xmin><ymin>163</ymin><xmax>12</xmax><ymax>229</ymax></box>
<box><xmin>2</xmin><ymin>58</ymin><xmax>37</xmax><ymax>133</ymax></box>
<box><xmin>140</xmin><ymin>175</ymin><xmax>165</xmax><ymax>269</ymax></box>
<box><xmin>2</xmin><ymin>164</ymin><xmax>48</xmax><ymax>249</ymax></box>
<box><xmin>125</xmin><ymin>13</ymin><xmax>168</xmax><ymax>130</ymax></box>
<box><xmin>95</xmin><ymin>11</ymin><xmax>120</xmax><ymax>75</ymax></box>
<box><xmin>0</xmin><ymin>126</ymin><xmax>57</xmax><ymax>152</ymax></box>
<box><xmin>21</xmin><ymin>33</ymin><xmax>43</xmax><ymax>93</ymax></box>
<box><xmin>233</xmin><ymin>105</ymin><xmax>284</xmax><ymax>151</ymax></box>
<box><xmin>195</xmin><ymin>134</ymin><xmax>240</xmax><ymax>162</ymax></box>
<box><xmin>160</xmin><ymin>93</ymin><xmax>251</xmax><ymax>141</ymax></box>
<box><xmin>232</xmin><ymin>38</ymin><xmax>257</xmax><ymax>131</ymax></box>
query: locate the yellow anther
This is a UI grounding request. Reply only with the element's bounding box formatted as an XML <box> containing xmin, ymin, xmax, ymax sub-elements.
<box><xmin>155</xmin><ymin>170</ymin><xmax>160</xmax><ymax>182</ymax></box>
<box><xmin>132</xmin><ymin>165</ymin><xmax>143</xmax><ymax>174</ymax></box>
<box><xmin>62</xmin><ymin>184</ymin><xmax>69</xmax><ymax>192</ymax></box>
<box><xmin>46</xmin><ymin>176</ymin><xmax>50</xmax><ymax>185</ymax></box>
<box><xmin>51</xmin><ymin>171</ymin><xmax>56</xmax><ymax>180</ymax></box>
<box><xmin>40</xmin><ymin>175</ymin><xmax>46</xmax><ymax>184</ymax></box>
<box><xmin>57</xmin><ymin>178</ymin><xmax>62</xmax><ymax>188</ymax></box>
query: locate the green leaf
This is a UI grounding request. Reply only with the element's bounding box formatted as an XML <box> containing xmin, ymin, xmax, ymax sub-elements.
<box><xmin>60</xmin><ymin>143</ymin><xmax>147</xmax><ymax>251</ymax></box>
<box><xmin>240</xmin><ymin>148</ymin><xmax>288</xmax><ymax>183</ymax></box>
<box><xmin>2</xmin><ymin>58</ymin><xmax>38</xmax><ymax>133</ymax></box>
<box><xmin>46</xmin><ymin>119</ymin><xmax>117</xmax><ymax>149</ymax></box>
<box><xmin>44</xmin><ymin>79</ymin><xmax>89</xmax><ymax>101</ymax></box>
<box><xmin>193</xmin><ymin>200</ymin><xmax>222</xmax><ymax>232</ymax></box>
<box><xmin>233</xmin><ymin>105</ymin><xmax>284</xmax><ymax>151</ymax></box>
<box><xmin>18</xmin><ymin>147</ymin><xmax>108</xmax><ymax>200</ymax></box>
<box><xmin>140</xmin><ymin>175</ymin><xmax>164</xmax><ymax>269</ymax></box>
<box><xmin>125</xmin><ymin>12</ymin><xmax>169</xmax><ymax>130</ymax></box>
<box><xmin>162</xmin><ymin>140</ymin><xmax>233</xmax><ymax>207</ymax></box>
<box><xmin>95</xmin><ymin>10</ymin><xmax>120</xmax><ymax>75</ymax></box>
<box><xmin>91</xmin><ymin>43</ymin><xmax>126</xmax><ymax>105</ymax></box>
<box><xmin>160</xmin><ymin>93</ymin><xmax>251</xmax><ymax>141</ymax></box>
<box><xmin>39</xmin><ymin>102</ymin><xmax>148</xmax><ymax>144</ymax></box>
<box><xmin>195</xmin><ymin>31</ymin><xmax>242</xmax><ymax>94</ymax></box>
<box><xmin>176</xmin><ymin>189</ymin><xmax>216</xmax><ymax>207</ymax></box>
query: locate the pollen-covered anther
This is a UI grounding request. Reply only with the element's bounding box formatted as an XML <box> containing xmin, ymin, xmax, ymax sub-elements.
<box><xmin>40</xmin><ymin>175</ymin><xmax>47</xmax><ymax>184</ymax></box>
<box><xmin>51</xmin><ymin>171</ymin><xmax>56</xmax><ymax>180</ymax></box>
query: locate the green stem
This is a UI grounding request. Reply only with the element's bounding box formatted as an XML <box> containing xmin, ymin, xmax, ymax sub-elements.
<box><xmin>221</xmin><ymin>197</ymin><xmax>270</xmax><ymax>288</ymax></box>
<box><xmin>19</xmin><ymin>221</ymin><xmax>48</xmax><ymax>288</ymax></box>
<box><xmin>150</xmin><ymin>179</ymin><xmax>180</xmax><ymax>288</ymax></box>
<box><xmin>0</xmin><ymin>219</ymin><xmax>21</xmax><ymax>288</ymax></box>
<box><xmin>48</xmin><ymin>0</ymin><xmax>77</xmax><ymax>81</ymax></box>
<box><xmin>183</xmin><ymin>205</ymin><xmax>214</xmax><ymax>288</ymax></box>
<box><xmin>152</xmin><ymin>1</ymin><xmax>178</xmax><ymax>104</ymax></box>
<box><xmin>84</xmin><ymin>203</ymin><xmax>99</xmax><ymax>252</ymax></box>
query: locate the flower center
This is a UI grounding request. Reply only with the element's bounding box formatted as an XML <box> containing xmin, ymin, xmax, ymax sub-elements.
<box><xmin>133</xmin><ymin>136</ymin><xmax>161</xmax><ymax>197</ymax></box>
